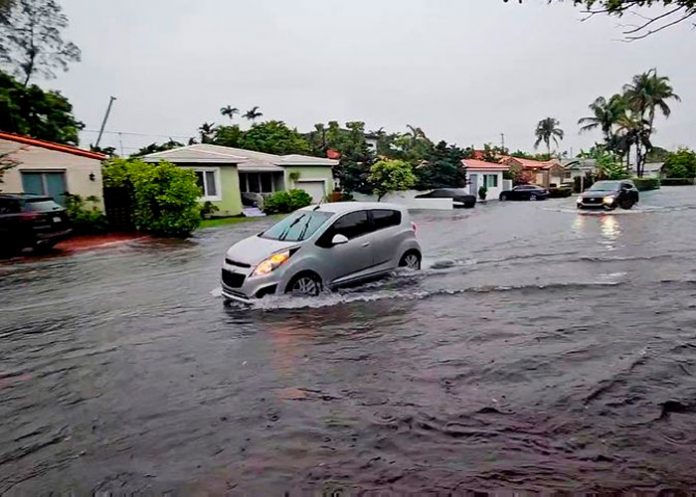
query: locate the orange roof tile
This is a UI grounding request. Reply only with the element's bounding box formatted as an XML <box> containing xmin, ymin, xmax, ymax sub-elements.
<box><xmin>0</xmin><ymin>131</ymin><xmax>106</xmax><ymax>160</ymax></box>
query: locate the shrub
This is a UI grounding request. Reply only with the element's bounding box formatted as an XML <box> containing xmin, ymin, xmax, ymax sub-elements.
<box><xmin>262</xmin><ymin>189</ymin><xmax>312</xmax><ymax>214</ymax></box>
<box><xmin>201</xmin><ymin>201</ymin><xmax>220</xmax><ymax>218</ymax></box>
<box><xmin>660</xmin><ymin>178</ymin><xmax>695</xmax><ymax>186</ymax></box>
<box><xmin>65</xmin><ymin>194</ymin><xmax>109</xmax><ymax>234</ymax></box>
<box><xmin>368</xmin><ymin>159</ymin><xmax>416</xmax><ymax>201</ymax></box>
<box><xmin>103</xmin><ymin>159</ymin><xmax>201</xmax><ymax>237</ymax></box>
<box><xmin>478</xmin><ymin>185</ymin><xmax>487</xmax><ymax>200</ymax></box>
<box><xmin>632</xmin><ymin>177</ymin><xmax>661</xmax><ymax>191</ymax></box>
<box><xmin>663</xmin><ymin>148</ymin><xmax>696</xmax><ymax>178</ymax></box>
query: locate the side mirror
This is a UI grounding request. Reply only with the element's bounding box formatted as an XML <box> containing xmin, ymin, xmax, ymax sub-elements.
<box><xmin>331</xmin><ymin>234</ymin><xmax>349</xmax><ymax>246</ymax></box>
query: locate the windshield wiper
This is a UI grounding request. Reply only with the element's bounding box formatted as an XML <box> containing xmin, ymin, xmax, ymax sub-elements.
<box><xmin>278</xmin><ymin>214</ymin><xmax>305</xmax><ymax>241</ymax></box>
<box><xmin>297</xmin><ymin>214</ymin><xmax>315</xmax><ymax>241</ymax></box>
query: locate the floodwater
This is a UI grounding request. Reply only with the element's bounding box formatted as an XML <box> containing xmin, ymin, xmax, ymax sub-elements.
<box><xmin>1</xmin><ymin>186</ymin><xmax>696</xmax><ymax>496</ymax></box>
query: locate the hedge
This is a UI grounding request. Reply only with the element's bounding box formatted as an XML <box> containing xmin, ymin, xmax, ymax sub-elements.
<box><xmin>632</xmin><ymin>177</ymin><xmax>660</xmax><ymax>191</ymax></box>
<box><xmin>263</xmin><ymin>189</ymin><xmax>313</xmax><ymax>214</ymax></box>
<box><xmin>661</xmin><ymin>178</ymin><xmax>695</xmax><ymax>186</ymax></box>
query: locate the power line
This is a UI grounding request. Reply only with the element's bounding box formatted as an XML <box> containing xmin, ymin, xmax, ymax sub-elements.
<box><xmin>81</xmin><ymin>129</ymin><xmax>193</xmax><ymax>139</ymax></box>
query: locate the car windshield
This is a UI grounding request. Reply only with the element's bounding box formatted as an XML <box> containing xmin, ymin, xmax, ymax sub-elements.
<box><xmin>589</xmin><ymin>181</ymin><xmax>620</xmax><ymax>191</ymax></box>
<box><xmin>24</xmin><ymin>199</ymin><xmax>62</xmax><ymax>212</ymax></box>
<box><xmin>260</xmin><ymin>210</ymin><xmax>333</xmax><ymax>242</ymax></box>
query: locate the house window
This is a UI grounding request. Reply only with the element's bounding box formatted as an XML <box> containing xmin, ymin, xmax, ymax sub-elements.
<box><xmin>484</xmin><ymin>174</ymin><xmax>498</xmax><ymax>188</ymax></box>
<box><xmin>239</xmin><ymin>172</ymin><xmax>275</xmax><ymax>193</ymax></box>
<box><xmin>194</xmin><ymin>169</ymin><xmax>220</xmax><ymax>200</ymax></box>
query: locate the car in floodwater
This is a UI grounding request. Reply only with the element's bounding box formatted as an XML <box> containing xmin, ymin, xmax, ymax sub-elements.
<box><xmin>0</xmin><ymin>193</ymin><xmax>71</xmax><ymax>255</ymax></box>
<box><xmin>577</xmin><ymin>180</ymin><xmax>639</xmax><ymax>211</ymax></box>
<box><xmin>414</xmin><ymin>188</ymin><xmax>476</xmax><ymax>208</ymax></box>
<box><xmin>499</xmin><ymin>184</ymin><xmax>549</xmax><ymax>201</ymax></box>
<box><xmin>221</xmin><ymin>202</ymin><xmax>422</xmax><ymax>304</ymax></box>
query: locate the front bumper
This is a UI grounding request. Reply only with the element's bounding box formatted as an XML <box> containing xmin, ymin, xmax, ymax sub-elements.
<box><xmin>220</xmin><ymin>263</ymin><xmax>284</xmax><ymax>304</ymax></box>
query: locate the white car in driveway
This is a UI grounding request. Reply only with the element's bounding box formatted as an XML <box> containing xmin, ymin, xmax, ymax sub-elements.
<box><xmin>221</xmin><ymin>202</ymin><xmax>422</xmax><ymax>304</ymax></box>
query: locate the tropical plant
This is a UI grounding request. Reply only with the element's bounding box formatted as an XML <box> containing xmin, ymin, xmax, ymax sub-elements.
<box><xmin>0</xmin><ymin>70</ymin><xmax>84</xmax><ymax>144</ymax></box>
<box><xmin>132</xmin><ymin>139</ymin><xmax>184</xmax><ymax>157</ymax></box>
<box><xmin>64</xmin><ymin>194</ymin><xmax>108</xmax><ymax>233</ymax></box>
<box><xmin>212</xmin><ymin>125</ymin><xmax>243</xmax><ymax>148</ymax></box>
<box><xmin>103</xmin><ymin>159</ymin><xmax>201</xmax><ymax>237</ymax></box>
<box><xmin>662</xmin><ymin>148</ymin><xmax>696</xmax><ymax>179</ymax></box>
<box><xmin>198</xmin><ymin>122</ymin><xmax>216</xmax><ymax>144</ymax></box>
<box><xmin>415</xmin><ymin>141</ymin><xmax>468</xmax><ymax>190</ymax></box>
<box><xmin>478</xmin><ymin>185</ymin><xmax>488</xmax><ymax>200</ymax></box>
<box><xmin>220</xmin><ymin>105</ymin><xmax>239</xmax><ymax>121</ymax></box>
<box><xmin>368</xmin><ymin>159</ymin><xmax>416</xmax><ymax>201</ymax></box>
<box><xmin>0</xmin><ymin>0</ymin><xmax>81</xmax><ymax>85</ymax></box>
<box><xmin>578</xmin><ymin>94</ymin><xmax>626</xmax><ymax>141</ymax></box>
<box><xmin>240</xmin><ymin>120</ymin><xmax>312</xmax><ymax>155</ymax></box>
<box><xmin>594</xmin><ymin>150</ymin><xmax>629</xmax><ymax>180</ymax></box>
<box><xmin>262</xmin><ymin>189</ymin><xmax>312</xmax><ymax>214</ymax></box>
<box><xmin>534</xmin><ymin>117</ymin><xmax>564</xmax><ymax>156</ymax></box>
<box><xmin>243</xmin><ymin>106</ymin><xmax>263</xmax><ymax>122</ymax></box>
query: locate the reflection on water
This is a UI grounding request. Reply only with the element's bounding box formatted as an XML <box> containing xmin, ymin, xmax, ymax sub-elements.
<box><xmin>600</xmin><ymin>214</ymin><xmax>621</xmax><ymax>241</ymax></box>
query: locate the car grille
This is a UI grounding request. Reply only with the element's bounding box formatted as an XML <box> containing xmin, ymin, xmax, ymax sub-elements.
<box><xmin>221</xmin><ymin>269</ymin><xmax>246</xmax><ymax>288</ymax></box>
<box><xmin>583</xmin><ymin>197</ymin><xmax>603</xmax><ymax>204</ymax></box>
<box><xmin>225</xmin><ymin>258</ymin><xmax>251</xmax><ymax>268</ymax></box>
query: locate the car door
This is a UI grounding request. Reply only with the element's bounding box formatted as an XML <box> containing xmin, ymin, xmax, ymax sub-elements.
<box><xmin>369</xmin><ymin>209</ymin><xmax>403</xmax><ymax>271</ymax></box>
<box><xmin>316</xmin><ymin>210</ymin><xmax>374</xmax><ymax>285</ymax></box>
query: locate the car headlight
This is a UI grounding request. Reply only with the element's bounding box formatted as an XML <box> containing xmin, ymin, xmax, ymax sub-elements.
<box><xmin>576</xmin><ymin>197</ymin><xmax>583</xmax><ymax>203</ymax></box>
<box><xmin>603</xmin><ymin>196</ymin><xmax>615</xmax><ymax>204</ymax></box>
<box><xmin>252</xmin><ymin>250</ymin><xmax>290</xmax><ymax>277</ymax></box>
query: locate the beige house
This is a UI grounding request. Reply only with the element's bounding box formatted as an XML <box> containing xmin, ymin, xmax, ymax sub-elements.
<box><xmin>142</xmin><ymin>144</ymin><xmax>337</xmax><ymax>216</ymax></box>
<box><xmin>0</xmin><ymin>132</ymin><xmax>106</xmax><ymax>209</ymax></box>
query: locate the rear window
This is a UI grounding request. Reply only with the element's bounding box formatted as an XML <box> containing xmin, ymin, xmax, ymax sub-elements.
<box><xmin>24</xmin><ymin>200</ymin><xmax>63</xmax><ymax>212</ymax></box>
<box><xmin>372</xmin><ymin>209</ymin><xmax>401</xmax><ymax>230</ymax></box>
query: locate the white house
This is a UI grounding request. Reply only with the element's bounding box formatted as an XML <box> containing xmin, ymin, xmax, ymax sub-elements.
<box><xmin>462</xmin><ymin>159</ymin><xmax>509</xmax><ymax>199</ymax></box>
<box><xmin>0</xmin><ymin>132</ymin><xmax>106</xmax><ymax>209</ymax></box>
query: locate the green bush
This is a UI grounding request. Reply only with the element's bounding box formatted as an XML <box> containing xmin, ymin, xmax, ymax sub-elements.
<box><xmin>661</xmin><ymin>178</ymin><xmax>695</xmax><ymax>186</ymax></box>
<box><xmin>201</xmin><ymin>201</ymin><xmax>220</xmax><ymax>218</ymax></box>
<box><xmin>663</xmin><ymin>148</ymin><xmax>696</xmax><ymax>178</ymax></box>
<box><xmin>65</xmin><ymin>194</ymin><xmax>109</xmax><ymax>234</ymax></box>
<box><xmin>262</xmin><ymin>189</ymin><xmax>313</xmax><ymax>214</ymax></box>
<box><xmin>103</xmin><ymin>159</ymin><xmax>201</xmax><ymax>237</ymax></box>
<box><xmin>632</xmin><ymin>177</ymin><xmax>661</xmax><ymax>191</ymax></box>
<box><xmin>478</xmin><ymin>185</ymin><xmax>487</xmax><ymax>200</ymax></box>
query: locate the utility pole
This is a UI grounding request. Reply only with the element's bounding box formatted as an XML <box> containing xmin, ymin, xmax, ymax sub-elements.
<box><xmin>500</xmin><ymin>133</ymin><xmax>505</xmax><ymax>153</ymax></box>
<box><xmin>95</xmin><ymin>96</ymin><xmax>117</xmax><ymax>148</ymax></box>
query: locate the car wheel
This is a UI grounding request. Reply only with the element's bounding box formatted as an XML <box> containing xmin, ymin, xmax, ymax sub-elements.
<box><xmin>530</xmin><ymin>194</ymin><xmax>537</xmax><ymax>201</ymax></box>
<box><xmin>499</xmin><ymin>193</ymin><xmax>508</xmax><ymax>201</ymax></box>
<box><xmin>603</xmin><ymin>204</ymin><xmax>617</xmax><ymax>211</ymax></box>
<box><xmin>286</xmin><ymin>272</ymin><xmax>322</xmax><ymax>297</ymax></box>
<box><xmin>399</xmin><ymin>251</ymin><xmax>421</xmax><ymax>270</ymax></box>
<box><xmin>620</xmin><ymin>200</ymin><xmax>634</xmax><ymax>210</ymax></box>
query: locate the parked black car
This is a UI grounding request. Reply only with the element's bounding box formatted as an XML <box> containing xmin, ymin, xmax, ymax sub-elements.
<box><xmin>577</xmin><ymin>180</ymin><xmax>639</xmax><ymax>210</ymax></box>
<box><xmin>0</xmin><ymin>194</ymin><xmax>71</xmax><ymax>255</ymax></box>
<box><xmin>499</xmin><ymin>184</ymin><xmax>549</xmax><ymax>201</ymax></box>
<box><xmin>414</xmin><ymin>188</ymin><xmax>476</xmax><ymax>208</ymax></box>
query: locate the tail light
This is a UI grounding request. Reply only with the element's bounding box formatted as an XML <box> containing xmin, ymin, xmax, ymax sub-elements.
<box><xmin>411</xmin><ymin>222</ymin><xmax>417</xmax><ymax>233</ymax></box>
<box><xmin>19</xmin><ymin>212</ymin><xmax>41</xmax><ymax>221</ymax></box>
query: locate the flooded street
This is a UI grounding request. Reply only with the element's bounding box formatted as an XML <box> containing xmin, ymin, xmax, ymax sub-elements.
<box><xmin>2</xmin><ymin>186</ymin><xmax>696</xmax><ymax>495</ymax></box>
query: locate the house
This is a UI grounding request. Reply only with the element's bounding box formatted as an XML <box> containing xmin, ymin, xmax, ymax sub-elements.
<box><xmin>501</xmin><ymin>157</ymin><xmax>564</xmax><ymax>188</ymax></box>
<box><xmin>141</xmin><ymin>144</ymin><xmax>337</xmax><ymax>216</ymax></box>
<box><xmin>462</xmin><ymin>159</ymin><xmax>510</xmax><ymax>199</ymax></box>
<box><xmin>560</xmin><ymin>158</ymin><xmax>597</xmax><ymax>183</ymax></box>
<box><xmin>0</xmin><ymin>132</ymin><xmax>106</xmax><ymax>209</ymax></box>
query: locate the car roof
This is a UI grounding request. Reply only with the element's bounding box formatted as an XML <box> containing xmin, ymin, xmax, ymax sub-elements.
<box><xmin>300</xmin><ymin>201</ymin><xmax>406</xmax><ymax>214</ymax></box>
<box><xmin>0</xmin><ymin>193</ymin><xmax>52</xmax><ymax>200</ymax></box>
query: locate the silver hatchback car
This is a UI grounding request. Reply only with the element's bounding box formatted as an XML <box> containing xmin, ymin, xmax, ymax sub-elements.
<box><xmin>221</xmin><ymin>202</ymin><xmax>421</xmax><ymax>304</ymax></box>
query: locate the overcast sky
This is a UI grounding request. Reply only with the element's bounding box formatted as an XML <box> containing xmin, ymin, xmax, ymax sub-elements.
<box><xmin>49</xmin><ymin>0</ymin><xmax>696</xmax><ymax>155</ymax></box>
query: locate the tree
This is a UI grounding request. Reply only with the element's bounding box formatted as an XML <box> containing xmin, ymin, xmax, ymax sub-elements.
<box><xmin>0</xmin><ymin>0</ymin><xmax>81</xmax><ymax>86</ymax></box>
<box><xmin>0</xmin><ymin>69</ymin><xmax>83</xmax><ymax>144</ymax></box>
<box><xmin>243</xmin><ymin>106</ymin><xmax>263</xmax><ymax>122</ymax></box>
<box><xmin>132</xmin><ymin>139</ymin><xmax>184</xmax><ymax>157</ymax></box>
<box><xmin>368</xmin><ymin>159</ymin><xmax>416</xmax><ymax>201</ymax></box>
<box><xmin>198</xmin><ymin>122</ymin><xmax>216</xmax><ymax>144</ymax></box>
<box><xmin>239</xmin><ymin>120</ymin><xmax>312</xmax><ymax>156</ymax></box>
<box><xmin>578</xmin><ymin>94</ymin><xmax>626</xmax><ymax>141</ymax></box>
<box><xmin>220</xmin><ymin>105</ymin><xmax>239</xmax><ymax>121</ymax></box>
<box><xmin>534</xmin><ymin>117</ymin><xmax>564</xmax><ymax>156</ymax></box>
<box><xmin>415</xmin><ymin>141</ymin><xmax>468</xmax><ymax>190</ymax></box>
<box><xmin>594</xmin><ymin>149</ymin><xmax>629</xmax><ymax>180</ymax></box>
<box><xmin>663</xmin><ymin>148</ymin><xmax>696</xmax><ymax>178</ymax></box>
<box><xmin>212</xmin><ymin>124</ymin><xmax>243</xmax><ymax>148</ymax></box>
<box><xmin>507</xmin><ymin>1</ymin><xmax>696</xmax><ymax>40</ymax></box>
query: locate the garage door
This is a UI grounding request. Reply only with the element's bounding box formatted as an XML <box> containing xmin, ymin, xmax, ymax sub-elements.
<box><xmin>295</xmin><ymin>181</ymin><xmax>325</xmax><ymax>203</ymax></box>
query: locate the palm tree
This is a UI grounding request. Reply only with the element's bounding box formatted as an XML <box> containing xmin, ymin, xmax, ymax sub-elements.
<box><xmin>243</xmin><ymin>106</ymin><xmax>263</xmax><ymax>122</ymax></box>
<box><xmin>578</xmin><ymin>94</ymin><xmax>626</xmax><ymax>141</ymax></box>
<box><xmin>198</xmin><ymin>122</ymin><xmax>216</xmax><ymax>143</ymax></box>
<box><xmin>623</xmin><ymin>69</ymin><xmax>680</xmax><ymax>175</ymax></box>
<box><xmin>534</xmin><ymin>117</ymin><xmax>564</xmax><ymax>156</ymax></box>
<box><xmin>220</xmin><ymin>105</ymin><xmax>239</xmax><ymax>121</ymax></box>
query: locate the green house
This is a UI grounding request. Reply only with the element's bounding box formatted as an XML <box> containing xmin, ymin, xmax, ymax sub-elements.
<box><xmin>142</xmin><ymin>144</ymin><xmax>337</xmax><ymax>216</ymax></box>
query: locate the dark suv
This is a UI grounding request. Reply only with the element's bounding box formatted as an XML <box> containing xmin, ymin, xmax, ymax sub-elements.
<box><xmin>577</xmin><ymin>180</ymin><xmax>639</xmax><ymax>210</ymax></box>
<box><xmin>0</xmin><ymin>194</ymin><xmax>72</xmax><ymax>254</ymax></box>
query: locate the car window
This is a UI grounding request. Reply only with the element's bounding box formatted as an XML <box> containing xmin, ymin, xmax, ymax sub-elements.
<box><xmin>331</xmin><ymin>210</ymin><xmax>371</xmax><ymax>240</ymax></box>
<box><xmin>0</xmin><ymin>199</ymin><xmax>20</xmax><ymax>214</ymax></box>
<box><xmin>260</xmin><ymin>210</ymin><xmax>333</xmax><ymax>242</ymax></box>
<box><xmin>371</xmin><ymin>209</ymin><xmax>402</xmax><ymax>230</ymax></box>
<box><xmin>24</xmin><ymin>199</ymin><xmax>62</xmax><ymax>212</ymax></box>
<box><xmin>515</xmin><ymin>185</ymin><xmax>530</xmax><ymax>190</ymax></box>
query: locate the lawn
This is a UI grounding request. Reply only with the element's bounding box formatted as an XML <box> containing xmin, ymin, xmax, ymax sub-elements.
<box><xmin>200</xmin><ymin>215</ymin><xmax>281</xmax><ymax>229</ymax></box>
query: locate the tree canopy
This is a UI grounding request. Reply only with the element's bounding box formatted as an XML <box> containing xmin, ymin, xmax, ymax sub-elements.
<box><xmin>368</xmin><ymin>159</ymin><xmax>417</xmax><ymax>201</ymax></box>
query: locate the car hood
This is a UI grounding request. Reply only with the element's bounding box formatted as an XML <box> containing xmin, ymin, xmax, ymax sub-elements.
<box><xmin>226</xmin><ymin>235</ymin><xmax>298</xmax><ymax>266</ymax></box>
<box><xmin>580</xmin><ymin>190</ymin><xmax>616</xmax><ymax>198</ymax></box>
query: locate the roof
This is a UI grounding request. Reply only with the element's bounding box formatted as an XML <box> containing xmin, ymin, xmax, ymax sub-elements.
<box><xmin>0</xmin><ymin>131</ymin><xmax>106</xmax><ymax>160</ymax></box>
<box><xmin>302</xmin><ymin>201</ymin><xmax>405</xmax><ymax>214</ymax></box>
<box><xmin>141</xmin><ymin>144</ymin><xmax>338</xmax><ymax>170</ymax></box>
<box><xmin>561</xmin><ymin>158</ymin><xmax>597</xmax><ymax>170</ymax></box>
<box><xmin>462</xmin><ymin>158</ymin><xmax>510</xmax><ymax>171</ymax></box>
<box><xmin>502</xmin><ymin>156</ymin><xmax>560</xmax><ymax>170</ymax></box>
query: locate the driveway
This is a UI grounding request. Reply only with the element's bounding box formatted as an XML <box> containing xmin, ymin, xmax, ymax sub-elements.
<box><xmin>2</xmin><ymin>187</ymin><xmax>696</xmax><ymax>495</ymax></box>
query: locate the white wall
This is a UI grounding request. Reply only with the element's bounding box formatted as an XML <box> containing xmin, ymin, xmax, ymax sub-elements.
<box><xmin>0</xmin><ymin>139</ymin><xmax>104</xmax><ymax>210</ymax></box>
<box><xmin>352</xmin><ymin>190</ymin><xmax>453</xmax><ymax>210</ymax></box>
<box><xmin>469</xmin><ymin>170</ymin><xmax>505</xmax><ymax>200</ymax></box>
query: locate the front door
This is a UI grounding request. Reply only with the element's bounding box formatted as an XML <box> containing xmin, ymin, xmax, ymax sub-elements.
<box><xmin>469</xmin><ymin>174</ymin><xmax>478</xmax><ymax>196</ymax></box>
<box><xmin>317</xmin><ymin>210</ymin><xmax>373</xmax><ymax>285</ymax></box>
<box><xmin>21</xmin><ymin>171</ymin><xmax>68</xmax><ymax>206</ymax></box>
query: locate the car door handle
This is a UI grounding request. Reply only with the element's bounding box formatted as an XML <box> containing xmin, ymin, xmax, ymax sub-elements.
<box><xmin>361</xmin><ymin>242</ymin><xmax>370</xmax><ymax>248</ymax></box>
